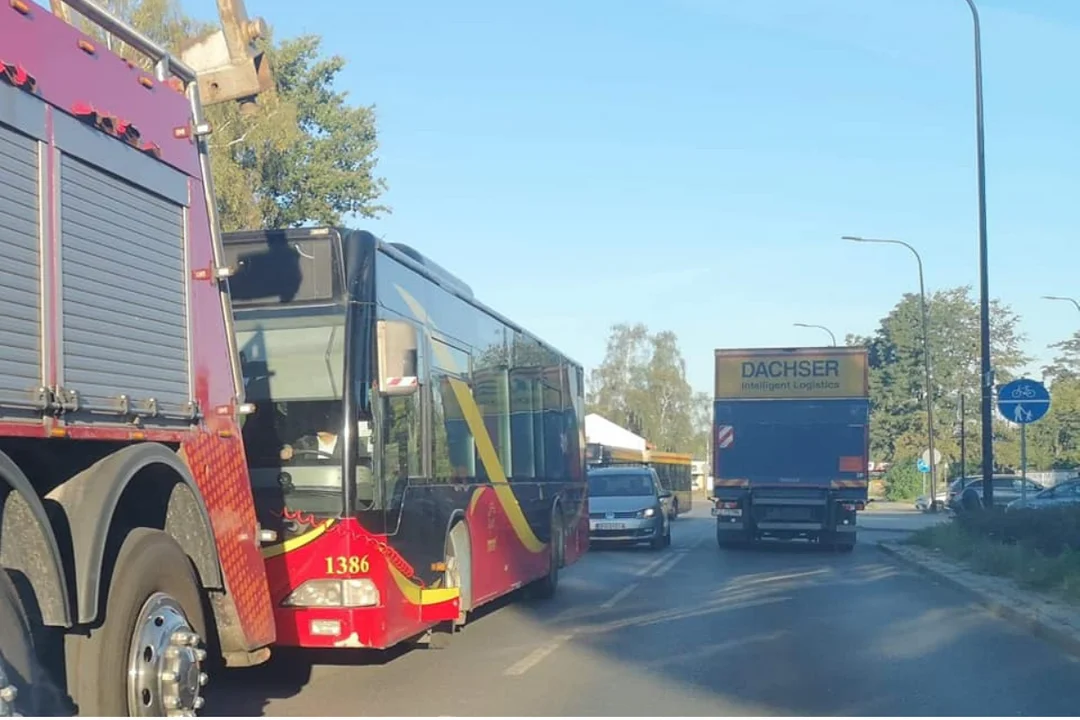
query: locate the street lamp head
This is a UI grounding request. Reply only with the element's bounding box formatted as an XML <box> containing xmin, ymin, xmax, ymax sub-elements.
<box><xmin>841</xmin><ymin>235</ymin><xmax>867</xmax><ymax>242</ymax></box>
<box><xmin>1043</xmin><ymin>295</ymin><xmax>1065</xmax><ymax>301</ymax></box>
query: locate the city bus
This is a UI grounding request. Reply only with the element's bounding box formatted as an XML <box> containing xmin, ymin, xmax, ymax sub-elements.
<box><xmin>223</xmin><ymin>227</ymin><xmax>589</xmax><ymax>650</ymax></box>
<box><xmin>646</xmin><ymin>451</ymin><xmax>694</xmax><ymax>517</ymax></box>
<box><xmin>585</xmin><ymin>443</ymin><xmax>693</xmax><ymax>518</ymax></box>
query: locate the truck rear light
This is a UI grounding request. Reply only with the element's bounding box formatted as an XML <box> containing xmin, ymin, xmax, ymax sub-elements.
<box><xmin>841</xmin><ymin>502</ymin><xmax>861</xmax><ymax>512</ymax></box>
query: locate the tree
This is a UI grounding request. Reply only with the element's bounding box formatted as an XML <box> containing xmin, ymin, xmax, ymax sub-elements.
<box><xmin>853</xmin><ymin>286</ymin><xmax>1029</xmax><ymax>473</ymax></box>
<box><xmin>213</xmin><ymin>33</ymin><xmax>389</xmax><ymax>229</ymax></box>
<box><xmin>63</xmin><ymin>0</ymin><xmax>387</xmax><ymax>231</ymax></box>
<box><xmin>586</xmin><ymin>324</ymin><xmax>709</xmax><ymax>458</ymax></box>
<box><xmin>1043</xmin><ymin>331</ymin><xmax>1080</xmax><ymax>383</ymax></box>
<box><xmin>1027</xmin><ymin>331</ymin><xmax>1080</xmax><ymax>470</ymax></box>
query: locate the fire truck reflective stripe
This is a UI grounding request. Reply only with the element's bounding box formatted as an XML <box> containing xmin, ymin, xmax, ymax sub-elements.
<box><xmin>260</xmin><ymin>519</ymin><xmax>336</xmax><ymax>559</ymax></box>
<box><xmin>394</xmin><ymin>283</ymin><xmax>547</xmax><ymax>555</ymax></box>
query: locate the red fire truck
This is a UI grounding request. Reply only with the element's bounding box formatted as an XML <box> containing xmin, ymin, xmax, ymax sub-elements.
<box><xmin>0</xmin><ymin>0</ymin><xmax>587</xmax><ymax>715</ymax></box>
<box><xmin>0</xmin><ymin>0</ymin><xmax>277</xmax><ymax>714</ymax></box>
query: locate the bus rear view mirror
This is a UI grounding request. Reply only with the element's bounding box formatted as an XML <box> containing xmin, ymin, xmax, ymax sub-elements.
<box><xmin>377</xmin><ymin>319</ymin><xmax>420</xmax><ymax>396</ymax></box>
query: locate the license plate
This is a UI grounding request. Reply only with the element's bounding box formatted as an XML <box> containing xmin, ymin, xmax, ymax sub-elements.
<box><xmin>768</xmin><ymin>508</ymin><xmax>812</xmax><ymax>521</ymax></box>
<box><xmin>596</xmin><ymin>522</ymin><xmax>626</xmax><ymax>530</ymax></box>
<box><xmin>714</xmin><ymin>508</ymin><xmax>742</xmax><ymax>517</ymax></box>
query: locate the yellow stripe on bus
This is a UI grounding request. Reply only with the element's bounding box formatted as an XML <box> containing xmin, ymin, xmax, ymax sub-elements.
<box><xmin>395</xmin><ymin>284</ymin><xmax>547</xmax><ymax>555</ymax></box>
<box><xmin>260</xmin><ymin>519</ymin><xmax>337</xmax><ymax>559</ymax></box>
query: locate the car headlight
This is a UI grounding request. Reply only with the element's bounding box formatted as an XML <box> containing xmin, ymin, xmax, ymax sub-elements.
<box><xmin>637</xmin><ymin>507</ymin><xmax>656</xmax><ymax>519</ymax></box>
<box><xmin>281</xmin><ymin>579</ymin><xmax>380</xmax><ymax>608</ymax></box>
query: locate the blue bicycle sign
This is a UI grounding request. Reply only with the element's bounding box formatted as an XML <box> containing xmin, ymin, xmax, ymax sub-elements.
<box><xmin>997</xmin><ymin>378</ymin><xmax>1050</xmax><ymax>425</ymax></box>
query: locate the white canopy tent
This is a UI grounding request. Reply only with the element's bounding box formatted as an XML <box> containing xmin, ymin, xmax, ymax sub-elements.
<box><xmin>584</xmin><ymin>413</ymin><xmax>647</xmax><ymax>451</ymax></box>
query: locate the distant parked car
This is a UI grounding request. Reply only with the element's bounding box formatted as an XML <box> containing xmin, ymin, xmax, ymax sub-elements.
<box><xmin>1006</xmin><ymin>477</ymin><xmax>1080</xmax><ymax>512</ymax></box>
<box><xmin>915</xmin><ymin>489</ymin><xmax>948</xmax><ymax>512</ymax></box>
<box><xmin>947</xmin><ymin>474</ymin><xmax>1045</xmax><ymax>513</ymax></box>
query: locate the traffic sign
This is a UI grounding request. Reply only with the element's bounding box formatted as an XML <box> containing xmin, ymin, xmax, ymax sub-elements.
<box><xmin>916</xmin><ymin>458</ymin><xmax>929</xmax><ymax>473</ymax></box>
<box><xmin>920</xmin><ymin>448</ymin><xmax>942</xmax><ymax>466</ymax></box>
<box><xmin>997</xmin><ymin>378</ymin><xmax>1051</xmax><ymax>425</ymax></box>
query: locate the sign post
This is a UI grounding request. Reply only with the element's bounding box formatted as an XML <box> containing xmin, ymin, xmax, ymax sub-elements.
<box><xmin>996</xmin><ymin>378</ymin><xmax>1051</xmax><ymax>506</ymax></box>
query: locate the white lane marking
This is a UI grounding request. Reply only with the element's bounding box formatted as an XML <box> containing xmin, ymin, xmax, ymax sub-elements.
<box><xmin>731</xmin><ymin>568</ymin><xmax>829</xmax><ymax>589</ymax></box>
<box><xmin>648</xmin><ymin>550</ymin><xmax>688</xmax><ymax>578</ymax></box>
<box><xmin>503</xmin><ymin>634</ymin><xmax>574</xmax><ymax>676</ymax></box>
<box><xmin>636</xmin><ymin>552</ymin><xmax>676</xmax><ymax>577</ymax></box>
<box><xmin>600</xmin><ymin>582</ymin><xmax>639</xmax><ymax>609</ymax></box>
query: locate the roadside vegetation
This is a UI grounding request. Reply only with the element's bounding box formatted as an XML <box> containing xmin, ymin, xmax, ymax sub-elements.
<box><xmin>909</xmin><ymin>507</ymin><xmax>1080</xmax><ymax>604</ymax></box>
<box><xmin>883</xmin><ymin>462</ymin><xmax>923</xmax><ymax>501</ymax></box>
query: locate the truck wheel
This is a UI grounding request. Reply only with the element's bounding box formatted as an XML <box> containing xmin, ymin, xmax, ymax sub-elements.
<box><xmin>67</xmin><ymin>528</ymin><xmax>209</xmax><ymax>717</ymax></box>
<box><xmin>0</xmin><ymin>570</ymin><xmax>41</xmax><ymax>716</ymax></box>
<box><xmin>835</xmin><ymin>538</ymin><xmax>856</xmax><ymax>553</ymax></box>
<box><xmin>716</xmin><ymin>525</ymin><xmax>746</xmax><ymax>549</ymax></box>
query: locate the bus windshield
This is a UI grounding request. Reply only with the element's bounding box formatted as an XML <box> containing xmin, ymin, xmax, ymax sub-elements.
<box><xmin>235</xmin><ymin>308</ymin><xmax>355</xmax><ymax>519</ymax></box>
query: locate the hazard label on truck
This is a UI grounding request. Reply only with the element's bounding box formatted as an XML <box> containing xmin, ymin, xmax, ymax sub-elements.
<box><xmin>716</xmin><ymin>425</ymin><xmax>734</xmax><ymax>448</ymax></box>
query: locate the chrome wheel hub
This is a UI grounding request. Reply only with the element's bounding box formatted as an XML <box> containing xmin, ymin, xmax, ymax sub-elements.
<box><xmin>127</xmin><ymin>593</ymin><xmax>208</xmax><ymax>717</ymax></box>
<box><xmin>0</xmin><ymin>659</ymin><xmax>18</xmax><ymax>717</ymax></box>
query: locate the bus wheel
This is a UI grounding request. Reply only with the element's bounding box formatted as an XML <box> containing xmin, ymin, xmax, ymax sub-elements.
<box><xmin>67</xmin><ymin>529</ymin><xmax>209</xmax><ymax>717</ymax></box>
<box><xmin>0</xmin><ymin>569</ymin><xmax>42</xmax><ymax>716</ymax></box>
<box><xmin>531</xmin><ymin>510</ymin><xmax>562</xmax><ymax>600</ymax></box>
<box><xmin>445</xmin><ymin>522</ymin><xmax>471</xmax><ymax>626</ymax></box>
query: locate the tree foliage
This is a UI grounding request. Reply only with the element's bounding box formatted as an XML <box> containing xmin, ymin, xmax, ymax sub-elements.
<box><xmin>851</xmin><ymin>285</ymin><xmax>1080</xmax><ymax>476</ymax></box>
<box><xmin>63</xmin><ymin>0</ymin><xmax>387</xmax><ymax>231</ymax></box>
<box><xmin>586</xmin><ymin>323</ymin><xmax>709</xmax><ymax>458</ymax></box>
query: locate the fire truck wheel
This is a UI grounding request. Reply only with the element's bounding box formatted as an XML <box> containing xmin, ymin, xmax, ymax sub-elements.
<box><xmin>0</xmin><ymin>569</ymin><xmax>42</xmax><ymax>716</ymax></box>
<box><xmin>67</xmin><ymin>528</ymin><xmax>209</xmax><ymax>717</ymax></box>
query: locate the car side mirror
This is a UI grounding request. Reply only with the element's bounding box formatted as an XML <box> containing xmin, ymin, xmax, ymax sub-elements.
<box><xmin>659</xmin><ymin>490</ymin><xmax>672</xmax><ymax>499</ymax></box>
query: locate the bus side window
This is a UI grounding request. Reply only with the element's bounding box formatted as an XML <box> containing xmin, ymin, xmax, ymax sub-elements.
<box><xmin>383</xmin><ymin>391</ymin><xmax>421</xmax><ymax>508</ymax></box>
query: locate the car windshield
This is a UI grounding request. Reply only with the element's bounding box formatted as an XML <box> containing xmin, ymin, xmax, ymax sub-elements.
<box><xmin>588</xmin><ymin>473</ymin><xmax>655</xmax><ymax>497</ymax></box>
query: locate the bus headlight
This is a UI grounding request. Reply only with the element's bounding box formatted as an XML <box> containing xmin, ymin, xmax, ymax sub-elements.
<box><xmin>281</xmin><ymin>579</ymin><xmax>380</xmax><ymax>608</ymax></box>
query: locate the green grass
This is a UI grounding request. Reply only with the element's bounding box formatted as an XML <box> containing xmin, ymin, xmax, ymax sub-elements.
<box><xmin>908</xmin><ymin>509</ymin><xmax>1080</xmax><ymax>606</ymax></box>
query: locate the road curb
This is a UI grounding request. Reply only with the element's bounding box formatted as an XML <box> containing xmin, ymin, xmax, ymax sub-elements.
<box><xmin>877</xmin><ymin>541</ymin><xmax>1080</xmax><ymax>661</ymax></box>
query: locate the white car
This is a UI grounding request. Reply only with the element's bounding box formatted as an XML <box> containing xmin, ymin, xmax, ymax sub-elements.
<box><xmin>915</xmin><ymin>490</ymin><xmax>948</xmax><ymax>512</ymax></box>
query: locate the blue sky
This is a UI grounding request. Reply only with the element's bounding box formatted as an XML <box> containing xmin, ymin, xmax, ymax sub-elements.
<box><xmin>183</xmin><ymin>0</ymin><xmax>1079</xmax><ymax>396</ymax></box>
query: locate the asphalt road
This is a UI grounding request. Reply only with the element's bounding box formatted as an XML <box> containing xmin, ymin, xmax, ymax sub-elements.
<box><xmin>208</xmin><ymin>505</ymin><xmax>1079</xmax><ymax>716</ymax></box>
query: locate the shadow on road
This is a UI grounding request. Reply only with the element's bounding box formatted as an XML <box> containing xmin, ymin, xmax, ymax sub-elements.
<box><xmin>506</xmin><ymin>512</ymin><xmax>1080</xmax><ymax>716</ymax></box>
<box><xmin>208</xmin><ymin>509</ymin><xmax>1079</xmax><ymax>716</ymax></box>
<box><xmin>205</xmin><ymin>586</ymin><xmax>524</xmax><ymax>716</ymax></box>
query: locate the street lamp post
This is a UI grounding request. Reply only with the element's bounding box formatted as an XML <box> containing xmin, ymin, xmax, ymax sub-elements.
<box><xmin>793</xmin><ymin>323</ymin><xmax>837</xmax><ymax>346</ymax></box>
<box><xmin>843</xmin><ymin>235</ymin><xmax>938</xmax><ymax>510</ymax></box>
<box><xmin>960</xmin><ymin>0</ymin><xmax>995</xmax><ymax>508</ymax></box>
<box><xmin>1042</xmin><ymin>295</ymin><xmax>1080</xmax><ymax>313</ymax></box>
